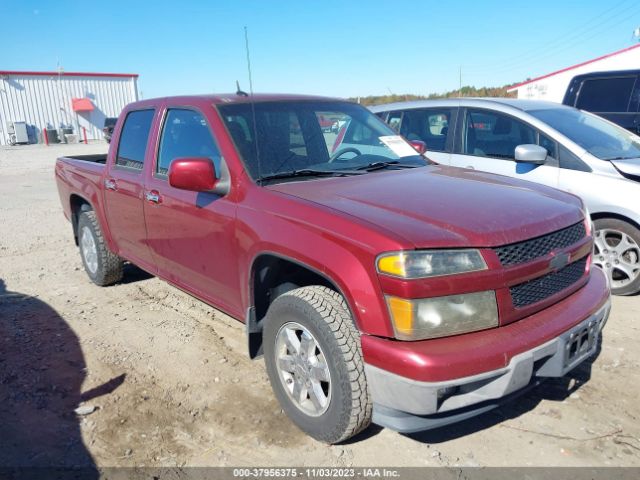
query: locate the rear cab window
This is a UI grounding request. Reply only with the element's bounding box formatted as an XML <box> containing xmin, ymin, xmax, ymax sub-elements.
<box><xmin>115</xmin><ymin>109</ymin><xmax>155</xmax><ymax>170</ymax></box>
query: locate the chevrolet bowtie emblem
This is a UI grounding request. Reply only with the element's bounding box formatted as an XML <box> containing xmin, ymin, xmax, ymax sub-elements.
<box><xmin>549</xmin><ymin>252</ymin><xmax>570</xmax><ymax>272</ymax></box>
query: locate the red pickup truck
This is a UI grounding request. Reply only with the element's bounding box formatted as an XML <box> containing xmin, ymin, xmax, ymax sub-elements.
<box><xmin>55</xmin><ymin>94</ymin><xmax>611</xmax><ymax>443</ymax></box>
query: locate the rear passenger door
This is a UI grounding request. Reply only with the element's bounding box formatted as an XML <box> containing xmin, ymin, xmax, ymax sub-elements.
<box><xmin>103</xmin><ymin>108</ymin><xmax>157</xmax><ymax>270</ymax></box>
<box><xmin>450</xmin><ymin>108</ymin><xmax>559</xmax><ymax>188</ymax></box>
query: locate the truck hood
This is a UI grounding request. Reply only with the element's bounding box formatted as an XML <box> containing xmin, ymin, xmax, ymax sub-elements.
<box><xmin>268</xmin><ymin>165</ymin><xmax>583</xmax><ymax>248</ymax></box>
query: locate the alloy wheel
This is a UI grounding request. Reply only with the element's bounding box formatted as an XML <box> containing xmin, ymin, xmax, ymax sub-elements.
<box><xmin>593</xmin><ymin>228</ymin><xmax>640</xmax><ymax>290</ymax></box>
<box><xmin>80</xmin><ymin>226</ymin><xmax>99</xmax><ymax>275</ymax></box>
<box><xmin>274</xmin><ymin>322</ymin><xmax>331</xmax><ymax>417</ymax></box>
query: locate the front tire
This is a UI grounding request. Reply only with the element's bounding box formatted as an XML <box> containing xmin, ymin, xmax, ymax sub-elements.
<box><xmin>78</xmin><ymin>211</ymin><xmax>123</xmax><ymax>286</ymax></box>
<box><xmin>263</xmin><ymin>286</ymin><xmax>372</xmax><ymax>443</ymax></box>
<box><xmin>593</xmin><ymin>218</ymin><xmax>640</xmax><ymax>295</ymax></box>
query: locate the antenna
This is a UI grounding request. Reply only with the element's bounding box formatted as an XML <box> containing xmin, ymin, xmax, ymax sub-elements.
<box><xmin>244</xmin><ymin>26</ymin><xmax>262</xmax><ymax>180</ymax></box>
<box><xmin>244</xmin><ymin>26</ymin><xmax>255</xmax><ymax>97</ymax></box>
<box><xmin>236</xmin><ymin>80</ymin><xmax>248</xmax><ymax>97</ymax></box>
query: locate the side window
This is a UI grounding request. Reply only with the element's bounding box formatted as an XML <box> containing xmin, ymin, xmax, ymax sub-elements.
<box><xmin>157</xmin><ymin>109</ymin><xmax>221</xmax><ymax>176</ymax></box>
<box><xmin>463</xmin><ymin>109</ymin><xmax>536</xmax><ymax>159</ymax></box>
<box><xmin>116</xmin><ymin>109</ymin><xmax>155</xmax><ymax>170</ymax></box>
<box><xmin>401</xmin><ymin>108</ymin><xmax>453</xmax><ymax>152</ymax></box>
<box><xmin>559</xmin><ymin>145</ymin><xmax>591</xmax><ymax>172</ymax></box>
<box><xmin>375</xmin><ymin>111</ymin><xmax>389</xmax><ymax>122</ymax></box>
<box><xmin>386</xmin><ymin>111</ymin><xmax>402</xmax><ymax>133</ymax></box>
<box><xmin>538</xmin><ymin>132</ymin><xmax>557</xmax><ymax>159</ymax></box>
<box><xmin>576</xmin><ymin>77</ymin><xmax>636</xmax><ymax>112</ymax></box>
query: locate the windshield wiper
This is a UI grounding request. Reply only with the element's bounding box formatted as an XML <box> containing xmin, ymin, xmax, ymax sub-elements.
<box><xmin>605</xmin><ymin>156</ymin><xmax>640</xmax><ymax>161</ymax></box>
<box><xmin>257</xmin><ymin>168</ymin><xmax>364</xmax><ymax>184</ymax></box>
<box><xmin>355</xmin><ymin>160</ymin><xmax>421</xmax><ymax>171</ymax></box>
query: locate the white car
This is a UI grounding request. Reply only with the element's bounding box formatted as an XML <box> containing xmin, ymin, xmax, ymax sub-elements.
<box><xmin>371</xmin><ymin>98</ymin><xmax>640</xmax><ymax>295</ymax></box>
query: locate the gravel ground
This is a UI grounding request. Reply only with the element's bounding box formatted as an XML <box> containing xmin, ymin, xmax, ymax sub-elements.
<box><xmin>1</xmin><ymin>143</ymin><xmax>639</xmax><ymax>468</ymax></box>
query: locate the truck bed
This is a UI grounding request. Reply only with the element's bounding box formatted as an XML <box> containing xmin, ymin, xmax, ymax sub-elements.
<box><xmin>55</xmin><ymin>154</ymin><xmax>108</xmax><ymax>225</ymax></box>
<box><xmin>61</xmin><ymin>154</ymin><xmax>108</xmax><ymax>164</ymax></box>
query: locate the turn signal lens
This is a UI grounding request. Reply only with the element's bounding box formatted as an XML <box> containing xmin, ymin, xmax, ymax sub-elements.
<box><xmin>386</xmin><ymin>297</ymin><xmax>414</xmax><ymax>336</ymax></box>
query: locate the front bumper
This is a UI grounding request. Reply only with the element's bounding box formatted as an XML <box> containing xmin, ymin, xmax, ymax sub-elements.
<box><xmin>366</xmin><ymin>287</ymin><xmax>611</xmax><ymax>433</ymax></box>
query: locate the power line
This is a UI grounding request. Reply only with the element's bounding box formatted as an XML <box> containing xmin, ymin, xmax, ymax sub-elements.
<box><xmin>465</xmin><ymin>5</ymin><xmax>640</xmax><ymax>80</ymax></box>
<box><xmin>465</xmin><ymin>0</ymin><xmax>638</xmax><ymax>73</ymax></box>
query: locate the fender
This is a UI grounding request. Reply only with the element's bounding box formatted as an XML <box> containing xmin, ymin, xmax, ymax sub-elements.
<box><xmin>55</xmin><ymin>160</ymin><xmax>117</xmax><ymax>252</ymax></box>
<box><xmin>245</xmin><ymin>250</ymin><xmax>366</xmax><ymax>359</ymax></box>
<box><xmin>238</xmin><ymin>214</ymin><xmax>397</xmax><ymax>339</ymax></box>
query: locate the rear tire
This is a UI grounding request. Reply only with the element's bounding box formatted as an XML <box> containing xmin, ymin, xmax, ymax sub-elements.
<box><xmin>593</xmin><ymin>218</ymin><xmax>640</xmax><ymax>295</ymax></box>
<box><xmin>263</xmin><ymin>286</ymin><xmax>372</xmax><ymax>443</ymax></box>
<box><xmin>78</xmin><ymin>211</ymin><xmax>123</xmax><ymax>286</ymax></box>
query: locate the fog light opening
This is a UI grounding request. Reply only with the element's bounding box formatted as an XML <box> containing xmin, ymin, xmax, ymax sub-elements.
<box><xmin>437</xmin><ymin>385</ymin><xmax>459</xmax><ymax>406</ymax></box>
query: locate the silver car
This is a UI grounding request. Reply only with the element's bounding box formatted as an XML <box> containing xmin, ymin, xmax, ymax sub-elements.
<box><xmin>371</xmin><ymin>98</ymin><xmax>640</xmax><ymax>295</ymax></box>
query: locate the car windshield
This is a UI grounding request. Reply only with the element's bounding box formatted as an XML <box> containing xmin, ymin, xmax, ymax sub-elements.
<box><xmin>217</xmin><ymin>100</ymin><xmax>426</xmax><ymax>182</ymax></box>
<box><xmin>529</xmin><ymin>107</ymin><xmax>640</xmax><ymax>160</ymax></box>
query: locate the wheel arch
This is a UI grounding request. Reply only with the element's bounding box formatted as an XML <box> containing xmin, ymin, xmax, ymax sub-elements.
<box><xmin>246</xmin><ymin>251</ymin><xmax>361</xmax><ymax>359</ymax></box>
<box><xmin>69</xmin><ymin>194</ymin><xmax>94</xmax><ymax>245</ymax></box>
<box><xmin>591</xmin><ymin>211</ymin><xmax>640</xmax><ymax>231</ymax></box>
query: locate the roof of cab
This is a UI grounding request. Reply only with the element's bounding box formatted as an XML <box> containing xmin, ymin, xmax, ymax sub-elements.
<box><xmin>369</xmin><ymin>97</ymin><xmax>567</xmax><ymax>113</ymax></box>
<box><xmin>127</xmin><ymin>93</ymin><xmax>346</xmax><ymax>109</ymax></box>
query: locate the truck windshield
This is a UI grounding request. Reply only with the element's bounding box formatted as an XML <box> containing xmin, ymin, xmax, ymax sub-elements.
<box><xmin>529</xmin><ymin>107</ymin><xmax>640</xmax><ymax>160</ymax></box>
<box><xmin>218</xmin><ymin>100</ymin><xmax>426</xmax><ymax>182</ymax></box>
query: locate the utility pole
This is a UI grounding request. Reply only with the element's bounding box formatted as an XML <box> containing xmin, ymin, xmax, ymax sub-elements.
<box><xmin>459</xmin><ymin>66</ymin><xmax>462</xmax><ymax>95</ymax></box>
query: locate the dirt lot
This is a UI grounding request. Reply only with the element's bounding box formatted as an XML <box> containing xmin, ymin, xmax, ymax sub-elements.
<box><xmin>1</xmin><ymin>143</ymin><xmax>639</xmax><ymax>468</ymax></box>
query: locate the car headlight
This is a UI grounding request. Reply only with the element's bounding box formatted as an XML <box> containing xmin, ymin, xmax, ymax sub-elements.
<box><xmin>386</xmin><ymin>291</ymin><xmax>499</xmax><ymax>340</ymax></box>
<box><xmin>377</xmin><ymin>250</ymin><xmax>487</xmax><ymax>279</ymax></box>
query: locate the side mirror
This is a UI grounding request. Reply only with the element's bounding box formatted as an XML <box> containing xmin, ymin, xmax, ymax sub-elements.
<box><xmin>514</xmin><ymin>144</ymin><xmax>547</xmax><ymax>164</ymax></box>
<box><xmin>168</xmin><ymin>157</ymin><xmax>217</xmax><ymax>192</ymax></box>
<box><xmin>409</xmin><ymin>140</ymin><xmax>427</xmax><ymax>154</ymax></box>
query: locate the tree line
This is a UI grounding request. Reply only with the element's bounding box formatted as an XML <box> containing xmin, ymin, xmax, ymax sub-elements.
<box><xmin>350</xmin><ymin>83</ymin><xmax>519</xmax><ymax>106</ymax></box>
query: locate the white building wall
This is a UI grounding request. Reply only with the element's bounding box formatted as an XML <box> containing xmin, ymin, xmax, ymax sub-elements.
<box><xmin>509</xmin><ymin>45</ymin><xmax>640</xmax><ymax>103</ymax></box>
<box><xmin>0</xmin><ymin>73</ymin><xmax>138</xmax><ymax>145</ymax></box>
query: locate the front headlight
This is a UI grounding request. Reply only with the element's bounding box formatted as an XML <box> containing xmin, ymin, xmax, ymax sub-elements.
<box><xmin>386</xmin><ymin>291</ymin><xmax>498</xmax><ymax>340</ymax></box>
<box><xmin>377</xmin><ymin>250</ymin><xmax>487</xmax><ymax>279</ymax></box>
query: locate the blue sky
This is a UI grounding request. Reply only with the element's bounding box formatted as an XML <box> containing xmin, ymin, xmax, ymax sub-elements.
<box><xmin>2</xmin><ymin>0</ymin><xmax>640</xmax><ymax>99</ymax></box>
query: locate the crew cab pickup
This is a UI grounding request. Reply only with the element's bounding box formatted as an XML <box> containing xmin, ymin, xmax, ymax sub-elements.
<box><xmin>55</xmin><ymin>94</ymin><xmax>611</xmax><ymax>443</ymax></box>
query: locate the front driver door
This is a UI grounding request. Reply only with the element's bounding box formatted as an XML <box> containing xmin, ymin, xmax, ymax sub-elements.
<box><xmin>143</xmin><ymin>106</ymin><xmax>241</xmax><ymax>318</ymax></box>
<box><xmin>449</xmin><ymin>108</ymin><xmax>559</xmax><ymax>188</ymax></box>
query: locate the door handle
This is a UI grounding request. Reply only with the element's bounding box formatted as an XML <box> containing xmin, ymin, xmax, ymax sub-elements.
<box><xmin>466</xmin><ymin>165</ymin><xmax>475</xmax><ymax>170</ymax></box>
<box><xmin>104</xmin><ymin>178</ymin><xmax>118</xmax><ymax>191</ymax></box>
<box><xmin>145</xmin><ymin>190</ymin><xmax>162</xmax><ymax>204</ymax></box>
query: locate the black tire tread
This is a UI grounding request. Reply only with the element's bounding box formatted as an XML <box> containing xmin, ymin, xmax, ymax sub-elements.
<box><xmin>79</xmin><ymin>210</ymin><xmax>123</xmax><ymax>286</ymax></box>
<box><xmin>280</xmin><ymin>286</ymin><xmax>372</xmax><ymax>443</ymax></box>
